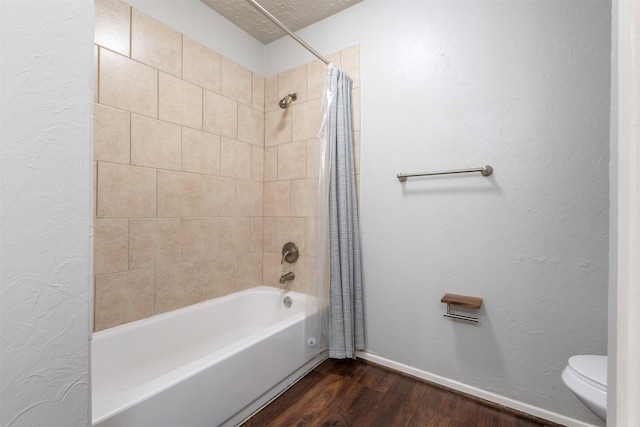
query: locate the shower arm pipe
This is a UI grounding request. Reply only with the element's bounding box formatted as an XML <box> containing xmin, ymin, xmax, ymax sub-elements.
<box><xmin>245</xmin><ymin>0</ymin><xmax>330</xmax><ymax>66</ymax></box>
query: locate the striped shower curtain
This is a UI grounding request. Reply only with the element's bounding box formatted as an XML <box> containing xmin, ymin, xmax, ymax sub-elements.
<box><xmin>318</xmin><ymin>64</ymin><xmax>364</xmax><ymax>359</ymax></box>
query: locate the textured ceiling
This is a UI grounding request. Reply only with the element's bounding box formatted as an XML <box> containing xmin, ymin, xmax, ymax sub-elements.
<box><xmin>201</xmin><ymin>0</ymin><xmax>363</xmax><ymax>44</ymax></box>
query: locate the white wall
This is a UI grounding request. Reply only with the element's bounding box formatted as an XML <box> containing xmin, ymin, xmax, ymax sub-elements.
<box><xmin>0</xmin><ymin>2</ymin><xmax>94</xmax><ymax>425</ymax></box>
<box><xmin>268</xmin><ymin>1</ymin><xmax>610</xmax><ymax>424</ymax></box>
<box><xmin>123</xmin><ymin>0</ymin><xmax>266</xmax><ymax>75</ymax></box>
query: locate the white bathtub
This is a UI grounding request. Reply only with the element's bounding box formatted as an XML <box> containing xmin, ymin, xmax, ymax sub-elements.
<box><xmin>91</xmin><ymin>286</ymin><xmax>327</xmax><ymax>427</ymax></box>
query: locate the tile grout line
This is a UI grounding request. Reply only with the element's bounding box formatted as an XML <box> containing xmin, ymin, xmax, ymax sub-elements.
<box><xmin>128</xmin><ymin>5</ymin><xmax>132</xmax><ymax>58</ymax></box>
<box><xmin>96</xmin><ymin>45</ymin><xmax>101</xmax><ymax>103</ymax></box>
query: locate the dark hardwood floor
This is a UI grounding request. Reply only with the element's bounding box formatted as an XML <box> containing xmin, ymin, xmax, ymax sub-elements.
<box><xmin>241</xmin><ymin>359</ymin><xmax>564</xmax><ymax>427</ymax></box>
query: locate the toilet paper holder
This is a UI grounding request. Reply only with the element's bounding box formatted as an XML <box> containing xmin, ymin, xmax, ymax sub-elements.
<box><xmin>441</xmin><ymin>293</ymin><xmax>482</xmax><ymax>323</ymax></box>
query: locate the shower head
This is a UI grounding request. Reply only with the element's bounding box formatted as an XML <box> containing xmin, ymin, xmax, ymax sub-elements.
<box><xmin>279</xmin><ymin>93</ymin><xmax>297</xmax><ymax>109</ymax></box>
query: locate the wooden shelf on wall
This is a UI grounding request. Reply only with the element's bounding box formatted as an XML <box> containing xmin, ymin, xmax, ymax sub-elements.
<box><xmin>440</xmin><ymin>293</ymin><xmax>482</xmax><ymax>309</ymax></box>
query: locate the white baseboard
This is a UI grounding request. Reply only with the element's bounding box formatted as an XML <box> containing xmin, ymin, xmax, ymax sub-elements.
<box><xmin>357</xmin><ymin>351</ymin><xmax>599</xmax><ymax>427</ymax></box>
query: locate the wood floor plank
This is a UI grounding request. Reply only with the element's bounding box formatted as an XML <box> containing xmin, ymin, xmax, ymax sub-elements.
<box><xmin>240</xmin><ymin>359</ymin><xmax>564</xmax><ymax>427</ymax></box>
<box><xmin>306</xmin><ymin>374</ymin><xmax>365</xmax><ymax>427</ymax></box>
<box><xmin>336</xmin><ymin>370</ymin><xmax>411</xmax><ymax>426</ymax></box>
<box><xmin>274</xmin><ymin>374</ymin><xmax>349</xmax><ymax>427</ymax></box>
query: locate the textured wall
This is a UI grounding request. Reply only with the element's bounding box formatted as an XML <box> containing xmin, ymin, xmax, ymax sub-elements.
<box><xmin>0</xmin><ymin>1</ymin><xmax>93</xmax><ymax>425</ymax></box>
<box><xmin>267</xmin><ymin>1</ymin><xmax>610</xmax><ymax>425</ymax></box>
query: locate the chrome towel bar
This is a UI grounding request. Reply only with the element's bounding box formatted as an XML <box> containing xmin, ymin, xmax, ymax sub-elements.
<box><xmin>444</xmin><ymin>312</ymin><xmax>479</xmax><ymax>323</ymax></box>
<box><xmin>397</xmin><ymin>165</ymin><xmax>493</xmax><ymax>182</ymax></box>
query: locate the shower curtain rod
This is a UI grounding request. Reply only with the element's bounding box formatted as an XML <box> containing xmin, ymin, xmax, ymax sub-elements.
<box><xmin>245</xmin><ymin>0</ymin><xmax>330</xmax><ymax>65</ymax></box>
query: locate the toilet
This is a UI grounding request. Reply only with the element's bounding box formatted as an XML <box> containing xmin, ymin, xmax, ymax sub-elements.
<box><xmin>561</xmin><ymin>355</ymin><xmax>607</xmax><ymax>422</ymax></box>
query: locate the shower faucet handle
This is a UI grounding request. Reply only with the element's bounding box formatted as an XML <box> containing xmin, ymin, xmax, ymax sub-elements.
<box><xmin>281</xmin><ymin>242</ymin><xmax>299</xmax><ymax>264</ymax></box>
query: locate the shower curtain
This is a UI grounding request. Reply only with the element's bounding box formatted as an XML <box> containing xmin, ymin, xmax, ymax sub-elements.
<box><xmin>314</xmin><ymin>64</ymin><xmax>364</xmax><ymax>359</ymax></box>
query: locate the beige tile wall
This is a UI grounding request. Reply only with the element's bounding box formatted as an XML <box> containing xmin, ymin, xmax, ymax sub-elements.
<box><xmin>94</xmin><ymin>0</ymin><xmax>265</xmax><ymax>331</ymax></box>
<box><xmin>263</xmin><ymin>46</ymin><xmax>361</xmax><ymax>294</ymax></box>
<box><xmin>94</xmin><ymin>0</ymin><xmax>360</xmax><ymax>331</ymax></box>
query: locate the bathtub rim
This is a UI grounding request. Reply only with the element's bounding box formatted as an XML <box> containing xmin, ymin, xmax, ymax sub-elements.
<box><xmin>92</xmin><ymin>286</ymin><xmax>304</xmax><ymax>339</ymax></box>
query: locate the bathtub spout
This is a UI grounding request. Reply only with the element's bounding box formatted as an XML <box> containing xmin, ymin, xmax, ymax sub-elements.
<box><xmin>279</xmin><ymin>272</ymin><xmax>295</xmax><ymax>284</ymax></box>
